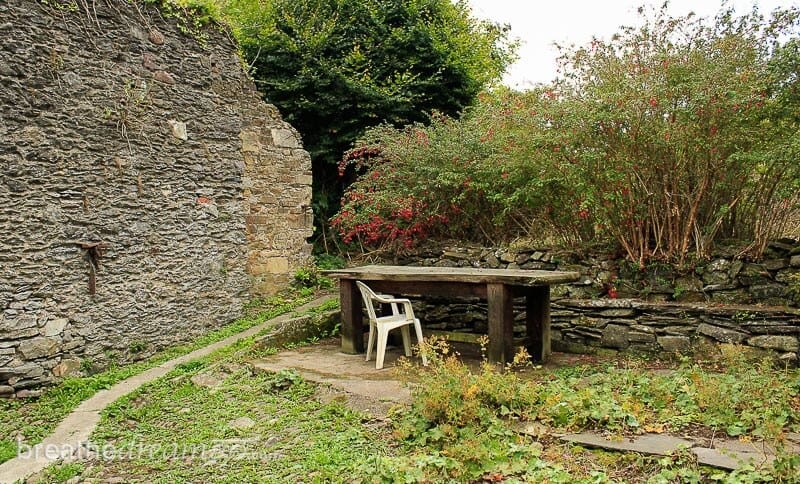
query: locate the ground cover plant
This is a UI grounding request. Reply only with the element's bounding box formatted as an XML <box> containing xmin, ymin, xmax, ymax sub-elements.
<box><xmin>373</xmin><ymin>339</ymin><xmax>800</xmax><ymax>482</ymax></box>
<box><xmin>334</xmin><ymin>5</ymin><xmax>800</xmax><ymax>265</ymax></box>
<box><xmin>0</xmin><ymin>291</ymin><xmax>316</xmax><ymax>465</ymax></box>
<box><xmin>32</xmin><ymin>337</ymin><xmax>800</xmax><ymax>483</ymax></box>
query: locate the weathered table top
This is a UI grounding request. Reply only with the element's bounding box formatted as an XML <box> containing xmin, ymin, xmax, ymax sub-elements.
<box><xmin>323</xmin><ymin>265</ymin><xmax>580</xmax><ymax>286</ymax></box>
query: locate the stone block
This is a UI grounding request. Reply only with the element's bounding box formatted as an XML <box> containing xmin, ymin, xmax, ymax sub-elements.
<box><xmin>628</xmin><ymin>331</ymin><xmax>656</xmax><ymax>344</ymax></box>
<box><xmin>791</xmin><ymin>255</ymin><xmax>800</xmax><ymax>268</ymax></box>
<box><xmin>748</xmin><ymin>284</ymin><xmax>786</xmax><ymax>301</ymax></box>
<box><xmin>599</xmin><ymin>308</ymin><xmax>636</xmax><ymax>318</ymax></box>
<box><xmin>271</xmin><ymin>128</ymin><xmax>300</xmax><ymax>148</ymax></box>
<box><xmin>747</xmin><ymin>335</ymin><xmax>799</xmax><ymax>353</ymax></box>
<box><xmin>600</xmin><ymin>324</ymin><xmax>630</xmax><ymax>349</ymax></box>
<box><xmin>657</xmin><ymin>335</ymin><xmax>691</xmax><ymax>353</ymax></box>
<box><xmin>43</xmin><ymin>317</ymin><xmax>68</xmax><ymax>337</ymax></box>
<box><xmin>696</xmin><ymin>323</ymin><xmax>748</xmax><ymax>344</ymax></box>
<box><xmin>763</xmin><ymin>258</ymin><xmax>788</xmax><ymax>271</ymax></box>
<box><xmin>18</xmin><ymin>337</ymin><xmax>59</xmax><ymax>359</ymax></box>
<box><xmin>240</xmin><ymin>130</ymin><xmax>262</xmax><ymax>152</ymax></box>
<box><xmin>52</xmin><ymin>357</ymin><xmax>81</xmax><ymax>377</ymax></box>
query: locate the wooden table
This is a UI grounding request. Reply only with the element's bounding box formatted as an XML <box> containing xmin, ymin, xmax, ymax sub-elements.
<box><xmin>323</xmin><ymin>265</ymin><xmax>580</xmax><ymax>364</ymax></box>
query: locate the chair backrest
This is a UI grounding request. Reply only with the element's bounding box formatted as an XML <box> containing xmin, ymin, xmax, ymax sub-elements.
<box><xmin>355</xmin><ymin>281</ymin><xmax>379</xmax><ymax>321</ymax></box>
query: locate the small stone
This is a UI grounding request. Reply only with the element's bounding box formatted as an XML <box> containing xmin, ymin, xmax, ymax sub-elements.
<box><xmin>153</xmin><ymin>70</ymin><xmax>175</xmax><ymax>84</ymax></box>
<box><xmin>15</xmin><ymin>389</ymin><xmax>42</xmax><ymax>398</ymax></box>
<box><xmin>44</xmin><ymin>318</ymin><xmax>68</xmax><ymax>337</ymax></box>
<box><xmin>228</xmin><ymin>416</ymin><xmax>256</xmax><ymax>429</ymax></box>
<box><xmin>748</xmin><ymin>284</ymin><xmax>786</xmax><ymax>301</ymax></box>
<box><xmin>142</xmin><ymin>52</ymin><xmax>158</xmax><ymax>71</ymax></box>
<box><xmin>0</xmin><ymin>385</ymin><xmax>13</xmax><ymax>397</ymax></box>
<box><xmin>763</xmin><ymin>259</ymin><xmax>788</xmax><ymax>271</ymax></box>
<box><xmin>600</xmin><ymin>308</ymin><xmax>636</xmax><ymax>318</ymax></box>
<box><xmin>498</xmin><ymin>251</ymin><xmax>516</xmax><ymax>263</ymax></box>
<box><xmin>190</xmin><ymin>373</ymin><xmax>223</xmax><ymax>388</ymax></box>
<box><xmin>52</xmin><ymin>358</ymin><xmax>81</xmax><ymax>377</ymax></box>
<box><xmin>708</xmin><ymin>258</ymin><xmax>731</xmax><ymax>272</ymax></box>
<box><xmin>148</xmin><ymin>29</ymin><xmax>165</xmax><ymax>45</ymax></box>
<box><xmin>270</xmin><ymin>128</ymin><xmax>300</xmax><ymax>148</ymax></box>
<box><xmin>791</xmin><ymin>255</ymin><xmax>800</xmax><ymax>268</ymax></box>
<box><xmin>485</xmin><ymin>254</ymin><xmax>500</xmax><ymax>268</ymax></box>
<box><xmin>168</xmin><ymin>120</ymin><xmax>187</xmax><ymax>140</ymax></box>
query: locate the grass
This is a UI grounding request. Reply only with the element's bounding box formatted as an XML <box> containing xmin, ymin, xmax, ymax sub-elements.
<box><xmin>35</xmin><ymin>310</ymin><xmax>386</xmax><ymax>483</ymax></box>
<box><xmin>83</xmin><ymin>364</ymin><xmax>388</xmax><ymax>482</ymax></box>
<box><xmin>20</xmin><ymin>331</ymin><xmax>800</xmax><ymax>482</ymax></box>
<box><xmin>0</xmin><ymin>291</ymin><xmax>318</xmax><ymax>465</ymax></box>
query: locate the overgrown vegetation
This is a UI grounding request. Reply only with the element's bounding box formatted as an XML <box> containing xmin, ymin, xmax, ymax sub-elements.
<box><xmin>369</xmin><ymin>339</ymin><xmax>800</xmax><ymax>481</ymax></box>
<box><xmin>45</xmin><ymin>336</ymin><xmax>800</xmax><ymax>482</ymax></box>
<box><xmin>0</xmin><ymin>291</ymin><xmax>314</xmax><ymax>465</ymax></box>
<box><xmin>334</xmin><ymin>5</ymin><xmax>800</xmax><ymax>265</ymax></box>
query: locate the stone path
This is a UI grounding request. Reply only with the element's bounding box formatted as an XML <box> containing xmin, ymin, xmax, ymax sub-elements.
<box><xmin>0</xmin><ymin>295</ymin><xmax>334</xmax><ymax>484</ymax></box>
<box><xmin>559</xmin><ymin>431</ymin><xmax>800</xmax><ymax>471</ymax></box>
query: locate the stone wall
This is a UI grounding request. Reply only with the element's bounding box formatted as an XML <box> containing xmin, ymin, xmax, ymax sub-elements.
<box><xmin>394</xmin><ymin>241</ymin><xmax>800</xmax><ymax>361</ymax></box>
<box><xmin>0</xmin><ymin>0</ymin><xmax>312</xmax><ymax>396</ymax></box>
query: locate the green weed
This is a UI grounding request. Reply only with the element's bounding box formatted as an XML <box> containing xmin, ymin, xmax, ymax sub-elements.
<box><xmin>0</xmin><ymin>290</ymin><xmax>315</xmax><ymax>464</ymax></box>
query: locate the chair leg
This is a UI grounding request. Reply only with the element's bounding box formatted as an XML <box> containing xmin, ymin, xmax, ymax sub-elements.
<box><xmin>400</xmin><ymin>325</ymin><xmax>412</xmax><ymax>357</ymax></box>
<box><xmin>413</xmin><ymin>320</ymin><xmax>427</xmax><ymax>366</ymax></box>
<box><xmin>365</xmin><ymin>323</ymin><xmax>376</xmax><ymax>362</ymax></box>
<box><xmin>376</xmin><ymin>326</ymin><xmax>388</xmax><ymax>370</ymax></box>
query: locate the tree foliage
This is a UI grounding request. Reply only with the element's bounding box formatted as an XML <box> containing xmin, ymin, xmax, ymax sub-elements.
<box><xmin>334</xmin><ymin>5</ymin><xmax>800</xmax><ymax>264</ymax></box>
<box><xmin>219</xmin><ymin>0</ymin><xmax>516</xmax><ymax>219</ymax></box>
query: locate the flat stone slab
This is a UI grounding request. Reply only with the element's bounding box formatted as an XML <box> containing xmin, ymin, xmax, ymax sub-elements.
<box><xmin>692</xmin><ymin>447</ymin><xmax>774</xmax><ymax>470</ymax></box>
<box><xmin>251</xmin><ymin>341</ymin><xmax>414</xmax><ymax>415</ymax></box>
<box><xmin>560</xmin><ymin>431</ymin><xmax>798</xmax><ymax>471</ymax></box>
<box><xmin>561</xmin><ymin>432</ymin><xmax>695</xmax><ymax>456</ymax></box>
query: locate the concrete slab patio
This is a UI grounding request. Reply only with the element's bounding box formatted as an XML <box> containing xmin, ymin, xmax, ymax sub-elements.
<box><xmin>250</xmin><ymin>340</ymin><xmax>420</xmax><ymax>417</ymax></box>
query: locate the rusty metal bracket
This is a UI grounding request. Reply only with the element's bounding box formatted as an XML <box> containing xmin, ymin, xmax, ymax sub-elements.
<box><xmin>78</xmin><ymin>241</ymin><xmax>110</xmax><ymax>295</ymax></box>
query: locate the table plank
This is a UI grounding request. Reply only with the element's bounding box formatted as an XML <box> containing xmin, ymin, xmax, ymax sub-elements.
<box><xmin>324</xmin><ymin>265</ymin><xmax>580</xmax><ymax>286</ymax></box>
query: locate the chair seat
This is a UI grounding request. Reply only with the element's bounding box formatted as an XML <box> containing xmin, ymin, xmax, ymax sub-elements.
<box><xmin>356</xmin><ymin>280</ymin><xmax>427</xmax><ymax>370</ymax></box>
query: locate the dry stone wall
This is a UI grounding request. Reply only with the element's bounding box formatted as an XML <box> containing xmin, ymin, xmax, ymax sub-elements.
<box><xmin>395</xmin><ymin>241</ymin><xmax>800</xmax><ymax>362</ymax></box>
<box><xmin>0</xmin><ymin>0</ymin><xmax>312</xmax><ymax>396</ymax></box>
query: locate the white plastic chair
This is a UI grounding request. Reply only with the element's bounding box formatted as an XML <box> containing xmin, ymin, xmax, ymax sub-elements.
<box><xmin>356</xmin><ymin>281</ymin><xmax>428</xmax><ymax>370</ymax></box>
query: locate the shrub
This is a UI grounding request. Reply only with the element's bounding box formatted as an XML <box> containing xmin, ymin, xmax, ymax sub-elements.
<box><xmin>333</xmin><ymin>5</ymin><xmax>800</xmax><ymax>264</ymax></box>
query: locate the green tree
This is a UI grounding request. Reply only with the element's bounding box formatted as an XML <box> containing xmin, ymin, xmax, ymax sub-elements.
<box><xmin>222</xmin><ymin>0</ymin><xmax>516</xmax><ymax>228</ymax></box>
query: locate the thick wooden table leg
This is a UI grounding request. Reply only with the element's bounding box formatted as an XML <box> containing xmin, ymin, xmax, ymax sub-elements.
<box><xmin>487</xmin><ymin>283</ymin><xmax>514</xmax><ymax>364</ymax></box>
<box><xmin>340</xmin><ymin>279</ymin><xmax>364</xmax><ymax>354</ymax></box>
<box><xmin>526</xmin><ymin>286</ymin><xmax>551</xmax><ymax>362</ymax></box>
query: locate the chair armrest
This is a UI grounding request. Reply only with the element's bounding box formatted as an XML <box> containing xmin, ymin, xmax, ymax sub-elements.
<box><xmin>369</xmin><ymin>294</ymin><xmax>415</xmax><ymax>318</ymax></box>
<box><xmin>371</xmin><ymin>294</ymin><xmax>409</xmax><ymax>305</ymax></box>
